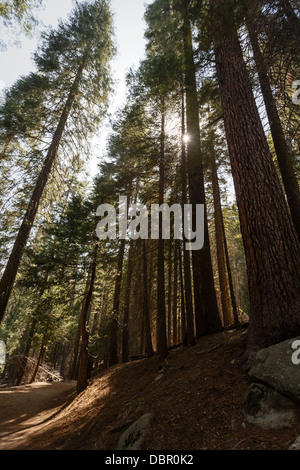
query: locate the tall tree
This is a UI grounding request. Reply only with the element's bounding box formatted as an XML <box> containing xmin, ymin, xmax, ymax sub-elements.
<box><xmin>180</xmin><ymin>86</ymin><xmax>194</xmax><ymax>345</ymax></box>
<box><xmin>208</xmin><ymin>131</ymin><xmax>233</xmax><ymax>328</ymax></box>
<box><xmin>179</xmin><ymin>0</ymin><xmax>222</xmax><ymax>337</ymax></box>
<box><xmin>246</xmin><ymin>4</ymin><xmax>300</xmax><ymax>240</ymax></box>
<box><xmin>210</xmin><ymin>0</ymin><xmax>300</xmax><ymax>360</ymax></box>
<box><xmin>77</xmin><ymin>243</ymin><xmax>98</xmax><ymax>394</ymax></box>
<box><xmin>0</xmin><ymin>0</ymin><xmax>114</xmax><ymax>322</ymax></box>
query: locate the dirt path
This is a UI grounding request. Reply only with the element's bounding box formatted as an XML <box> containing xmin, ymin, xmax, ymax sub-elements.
<box><xmin>0</xmin><ymin>381</ymin><xmax>76</xmax><ymax>450</ymax></box>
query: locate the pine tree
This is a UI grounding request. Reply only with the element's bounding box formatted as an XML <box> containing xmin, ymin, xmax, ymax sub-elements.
<box><xmin>0</xmin><ymin>0</ymin><xmax>114</xmax><ymax>322</ymax></box>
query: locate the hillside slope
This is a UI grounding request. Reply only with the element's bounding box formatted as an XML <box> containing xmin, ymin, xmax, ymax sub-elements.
<box><xmin>5</xmin><ymin>329</ymin><xmax>299</xmax><ymax>450</ymax></box>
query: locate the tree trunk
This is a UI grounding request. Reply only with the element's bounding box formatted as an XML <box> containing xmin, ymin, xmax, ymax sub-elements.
<box><xmin>157</xmin><ymin>105</ymin><xmax>168</xmax><ymax>360</ymax></box>
<box><xmin>179</xmin><ymin>241</ymin><xmax>187</xmax><ymax>345</ymax></box>
<box><xmin>30</xmin><ymin>327</ymin><xmax>48</xmax><ymax>384</ymax></box>
<box><xmin>122</xmin><ymin>238</ymin><xmax>135</xmax><ymax>363</ymax></box>
<box><xmin>172</xmin><ymin>239</ymin><xmax>179</xmax><ymax>345</ymax></box>
<box><xmin>60</xmin><ymin>340</ymin><xmax>71</xmax><ymax>380</ymax></box>
<box><xmin>211</xmin><ymin>0</ymin><xmax>300</xmax><ymax>358</ymax></box>
<box><xmin>167</xmin><ymin>241</ymin><xmax>173</xmax><ymax>346</ymax></box>
<box><xmin>180</xmin><ymin>84</ymin><xmax>195</xmax><ymax>345</ymax></box>
<box><xmin>109</xmin><ymin>189</ymin><xmax>131</xmax><ymax>367</ymax></box>
<box><xmin>142</xmin><ymin>240</ymin><xmax>154</xmax><ymax>357</ymax></box>
<box><xmin>220</xmin><ymin>211</ymin><xmax>240</xmax><ymax>327</ymax></box>
<box><xmin>0</xmin><ymin>62</ymin><xmax>86</xmax><ymax>323</ymax></box>
<box><xmin>77</xmin><ymin>244</ymin><xmax>98</xmax><ymax>394</ymax></box>
<box><xmin>181</xmin><ymin>0</ymin><xmax>222</xmax><ymax>337</ymax></box>
<box><xmin>246</xmin><ymin>11</ymin><xmax>300</xmax><ymax>241</ymax></box>
<box><xmin>210</xmin><ymin>137</ymin><xmax>232</xmax><ymax>327</ymax></box>
<box><xmin>68</xmin><ymin>318</ymin><xmax>81</xmax><ymax>380</ymax></box>
<box><xmin>109</xmin><ymin>241</ymin><xmax>126</xmax><ymax>366</ymax></box>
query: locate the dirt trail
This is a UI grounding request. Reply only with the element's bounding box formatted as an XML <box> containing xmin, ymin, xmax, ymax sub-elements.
<box><xmin>0</xmin><ymin>381</ymin><xmax>76</xmax><ymax>450</ymax></box>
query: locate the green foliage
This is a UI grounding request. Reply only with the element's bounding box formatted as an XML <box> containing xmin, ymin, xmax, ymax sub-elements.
<box><xmin>0</xmin><ymin>0</ymin><xmax>44</xmax><ymax>28</ymax></box>
<box><xmin>0</xmin><ymin>0</ymin><xmax>45</xmax><ymax>49</ymax></box>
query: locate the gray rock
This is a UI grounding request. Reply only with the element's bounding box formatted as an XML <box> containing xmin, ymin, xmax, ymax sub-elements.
<box><xmin>243</xmin><ymin>383</ymin><xmax>299</xmax><ymax>429</ymax></box>
<box><xmin>249</xmin><ymin>337</ymin><xmax>300</xmax><ymax>404</ymax></box>
<box><xmin>289</xmin><ymin>435</ymin><xmax>300</xmax><ymax>450</ymax></box>
<box><xmin>117</xmin><ymin>413</ymin><xmax>153</xmax><ymax>450</ymax></box>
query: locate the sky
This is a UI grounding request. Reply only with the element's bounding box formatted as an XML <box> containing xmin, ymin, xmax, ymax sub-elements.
<box><xmin>0</xmin><ymin>0</ymin><xmax>153</xmax><ymax>175</ymax></box>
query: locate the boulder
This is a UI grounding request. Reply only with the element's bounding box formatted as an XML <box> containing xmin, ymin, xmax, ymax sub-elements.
<box><xmin>249</xmin><ymin>337</ymin><xmax>300</xmax><ymax>404</ymax></box>
<box><xmin>243</xmin><ymin>383</ymin><xmax>299</xmax><ymax>429</ymax></box>
<box><xmin>117</xmin><ymin>413</ymin><xmax>153</xmax><ymax>451</ymax></box>
<box><xmin>289</xmin><ymin>435</ymin><xmax>300</xmax><ymax>450</ymax></box>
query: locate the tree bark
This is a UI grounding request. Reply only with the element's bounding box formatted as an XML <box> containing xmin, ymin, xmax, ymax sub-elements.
<box><xmin>180</xmin><ymin>84</ymin><xmax>195</xmax><ymax>345</ymax></box>
<box><xmin>109</xmin><ymin>191</ymin><xmax>131</xmax><ymax>367</ymax></box>
<box><xmin>220</xmin><ymin>210</ymin><xmax>240</xmax><ymax>327</ymax></box>
<box><xmin>30</xmin><ymin>326</ymin><xmax>48</xmax><ymax>384</ymax></box>
<box><xmin>142</xmin><ymin>240</ymin><xmax>154</xmax><ymax>357</ymax></box>
<box><xmin>157</xmin><ymin>105</ymin><xmax>168</xmax><ymax>360</ymax></box>
<box><xmin>181</xmin><ymin>0</ymin><xmax>222</xmax><ymax>336</ymax></box>
<box><xmin>211</xmin><ymin>0</ymin><xmax>300</xmax><ymax>357</ymax></box>
<box><xmin>179</xmin><ymin>241</ymin><xmax>187</xmax><ymax>345</ymax></box>
<box><xmin>209</xmin><ymin>138</ymin><xmax>233</xmax><ymax>327</ymax></box>
<box><xmin>122</xmin><ymin>238</ymin><xmax>135</xmax><ymax>363</ymax></box>
<box><xmin>77</xmin><ymin>244</ymin><xmax>98</xmax><ymax>394</ymax></box>
<box><xmin>246</xmin><ymin>11</ymin><xmax>300</xmax><ymax>241</ymax></box>
<box><xmin>15</xmin><ymin>317</ymin><xmax>38</xmax><ymax>386</ymax></box>
<box><xmin>167</xmin><ymin>241</ymin><xmax>173</xmax><ymax>346</ymax></box>
<box><xmin>109</xmin><ymin>241</ymin><xmax>126</xmax><ymax>366</ymax></box>
<box><xmin>172</xmin><ymin>239</ymin><xmax>179</xmax><ymax>345</ymax></box>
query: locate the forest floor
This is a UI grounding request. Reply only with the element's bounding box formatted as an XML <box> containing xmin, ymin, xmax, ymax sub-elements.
<box><xmin>0</xmin><ymin>329</ymin><xmax>299</xmax><ymax>450</ymax></box>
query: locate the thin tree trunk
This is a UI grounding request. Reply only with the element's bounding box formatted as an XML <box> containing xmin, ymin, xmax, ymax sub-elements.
<box><xmin>143</xmin><ymin>240</ymin><xmax>154</xmax><ymax>357</ymax></box>
<box><xmin>211</xmin><ymin>0</ymin><xmax>300</xmax><ymax>358</ymax></box>
<box><xmin>109</xmin><ymin>240</ymin><xmax>126</xmax><ymax>366</ymax></box>
<box><xmin>167</xmin><ymin>241</ymin><xmax>173</xmax><ymax>346</ymax></box>
<box><xmin>68</xmin><ymin>318</ymin><xmax>81</xmax><ymax>380</ymax></box>
<box><xmin>246</xmin><ymin>10</ymin><xmax>300</xmax><ymax>240</ymax></box>
<box><xmin>15</xmin><ymin>318</ymin><xmax>37</xmax><ymax>386</ymax></box>
<box><xmin>210</xmin><ymin>138</ymin><xmax>232</xmax><ymax>327</ymax></box>
<box><xmin>157</xmin><ymin>105</ymin><xmax>168</xmax><ymax>360</ymax></box>
<box><xmin>77</xmin><ymin>244</ymin><xmax>98</xmax><ymax>394</ymax></box>
<box><xmin>220</xmin><ymin>209</ymin><xmax>240</xmax><ymax>326</ymax></box>
<box><xmin>122</xmin><ymin>238</ymin><xmax>135</xmax><ymax>363</ymax></box>
<box><xmin>109</xmin><ymin>190</ymin><xmax>131</xmax><ymax>366</ymax></box>
<box><xmin>180</xmin><ymin>84</ymin><xmax>195</xmax><ymax>345</ymax></box>
<box><xmin>60</xmin><ymin>340</ymin><xmax>71</xmax><ymax>380</ymax></box>
<box><xmin>30</xmin><ymin>328</ymin><xmax>48</xmax><ymax>384</ymax></box>
<box><xmin>179</xmin><ymin>241</ymin><xmax>187</xmax><ymax>345</ymax></box>
<box><xmin>0</xmin><ymin>61</ymin><xmax>86</xmax><ymax>322</ymax></box>
<box><xmin>172</xmin><ymin>239</ymin><xmax>179</xmax><ymax>345</ymax></box>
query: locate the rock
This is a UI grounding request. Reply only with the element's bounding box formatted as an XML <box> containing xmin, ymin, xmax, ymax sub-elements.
<box><xmin>249</xmin><ymin>337</ymin><xmax>300</xmax><ymax>404</ymax></box>
<box><xmin>243</xmin><ymin>383</ymin><xmax>299</xmax><ymax>429</ymax></box>
<box><xmin>289</xmin><ymin>436</ymin><xmax>300</xmax><ymax>450</ymax></box>
<box><xmin>117</xmin><ymin>413</ymin><xmax>153</xmax><ymax>450</ymax></box>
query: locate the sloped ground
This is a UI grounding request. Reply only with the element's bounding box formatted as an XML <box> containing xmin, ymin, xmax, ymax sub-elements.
<box><xmin>1</xmin><ymin>329</ymin><xmax>299</xmax><ymax>450</ymax></box>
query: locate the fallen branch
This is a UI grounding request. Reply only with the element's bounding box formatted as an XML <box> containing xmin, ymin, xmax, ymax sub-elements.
<box><xmin>16</xmin><ymin>355</ymin><xmax>62</xmax><ymax>381</ymax></box>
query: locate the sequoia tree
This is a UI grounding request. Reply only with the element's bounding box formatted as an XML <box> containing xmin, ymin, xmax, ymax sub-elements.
<box><xmin>246</xmin><ymin>4</ymin><xmax>300</xmax><ymax>240</ymax></box>
<box><xmin>210</xmin><ymin>0</ymin><xmax>300</xmax><ymax>359</ymax></box>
